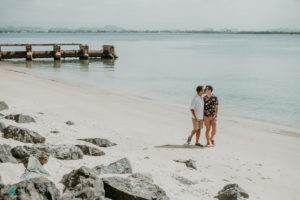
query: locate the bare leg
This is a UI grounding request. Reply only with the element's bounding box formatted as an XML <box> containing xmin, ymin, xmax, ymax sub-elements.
<box><xmin>211</xmin><ymin>123</ymin><xmax>217</xmax><ymax>144</ymax></box>
<box><xmin>205</xmin><ymin>126</ymin><xmax>211</xmax><ymax>145</ymax></box>
<box><xmin>195</xmin><ymin>129</ymin><xmax>200</xmax><ymax>144</ymax></box>
<box><xmin>189</xmin><ymin>130</ymin><xmax>197</xmax><ymax>139</ymax></box>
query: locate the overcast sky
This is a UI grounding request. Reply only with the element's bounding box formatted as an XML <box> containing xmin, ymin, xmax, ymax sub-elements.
<box><xmin>1</xmin><ymin>0</ymin><xmax>299</xmax><ymax>30</ymax></box>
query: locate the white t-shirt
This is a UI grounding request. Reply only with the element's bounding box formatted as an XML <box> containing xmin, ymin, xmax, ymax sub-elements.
<box><xmin>190</xmin><ymin>94</ymin><xmax>204</xmax><ymax>120</ymax></box>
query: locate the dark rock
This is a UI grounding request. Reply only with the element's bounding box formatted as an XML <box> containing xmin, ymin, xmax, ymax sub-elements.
<box><xmin>5</xmin><ymin>114</ymin><xmax>35</xmax><ymax>123</ymax></box>
<box><xmin>2</xmin><ymin>125</ymin><xmax>45</xmax><ymax>144</ymax></box>
<box><xmin>0</xmin><ymin>176</ymin><xmax>60</xmax><ymax>200</ymax></box>
<box><xmin>0</xmin><ymin>101</ymin><xmax>9</xmax><ymax>111</ymax></box>
<box><xmin>174</xmin><ymin>159</ymin><xmax>197</xmax><ymax>170</ymax></box>
<box><xmin>11</xmin><ymin>145</ymin><xmax>46</xmax><ymax>163</ymax></box>
<box><xmin>50</xmin><ymin>130</ymin><xmax>59</xmax><ymax>134</ymax></box>
<box><xmin>60</xmin><ymin>166</ymin><xmax>105</xmax><ymax>200</ymax></box>
<box><xmin>94</xmin><ymin>158</ymin><xmax>132</xmax><ymax>175</ymax></box>
<box><xmin>75</xmin><ymin>145</ymin><xmax>105</xmax><ymax>156</ymax></box>
<box><xmin>0</xmin><ymin>144</ymin><xmax>18</xmax><ymax>163</ymax></box>
<box><xmin>215</xmin><ymin>184</ymin><xmax>249</xmax><ymax>200</ymax></box>
<box><xmin>103</xmin><ymin>176</ymin><xmax>170</xmax><ymax>200</ymax></box>
<box><xmin>66</xmin><ymin>121</ymin><xmax>75</xmax><ymax>126</ymax></box>
<box><xmin>0</xmin><ymin>176</ymin><xmax>4</xmax><ymax>189</ymax></box>
<box><xmin>0</xmin><ymin>121</ymin><xmax>6</xmax><ymax>131</ymax></box>
<box><xmin>78</xmin><ymin>138</ymin><xmax>117</xmax><ymax>147</ymax></box>
<box><xmin>172</xmin><ymin>174</ymin><xmax>197</xmax><ymax>185</ymax></box>
<box><xmin>11</xmin><ymin>144</ymin><xmax>83</xmax><ymax>161</ymax></box>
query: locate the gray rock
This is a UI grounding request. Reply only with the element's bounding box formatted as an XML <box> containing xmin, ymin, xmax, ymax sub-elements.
<box><xmin>94</xmin><ymin>158</ymin><xmax>132</xmax><ymax>175</ymax></box>
<box><xmin>60</xmin><ymin>166</ymin><xmax>105</xmax><ymax>200</ymax></box>
<box><xmin>75</xmin><ymin>145</ymin><xmax>105</xmax><ymax>156</ymax></box>
<box><xmin>0</xmin><ymin>176</ymin><xmax>4</xmax><ymax>189</ymax></box>
<box><xmin>2</xmin><ymin>125</ymin><xmax>46</xmax><ymax>144</ymax></box>
<box><xmin>11</xmin><ymin>145</ymin><xmax>46</xmax><ymax>162</ymax></box>
<box><xmin>5</xmin><ymin>114</ymin><xmax>36</xmax><ymax>123</ymax></box>
<box><xmin>0</xmin><ymin>113</ymin><xmax>4</xmax><ymax>117</ymax></box>
<box><xmin>215</xmin><ymin>184</ymin><xmax>249</xmax><ymax>200</ymax></box>
<box><xmin>0</xmin><ymin>101</ymin><xmax>9</xmax><ymax>111</ymax></box>
<box><xmin>78</xmin><ymin>138</ymin><xmax>117</xmax><ymax>147</ymax></box>
<box><xmin>103</xmin><ymin>176</ymin><xmax>170</xmax><ymax>200</ymax></box>
<box><xmin>0</xmin><ymin>144</ymin><xmax>18</xmax><ymax>163</ymax></box>
<box><xmin>11</xmin><ymin>144</ymin><xmax>83</xmax><ymax>161</ymax></box>
<box><xmin>0</xmin><ymin>121</ymin><xmax>6</xmax><ymax>131</ymax></box>
<box><xmin>174</xmin><ymin>159</ymin><xmax>197</xmax><ymax>170</ymax></box>
<box><xmin>172</xmin><ymin>174</ymin><xmax>197</xmax><ymax>185</ymax></box>
<box><xmin>21</xmin><ymin>156</ymin><xmax>50</xmax><ymax>180</ymax></box>
<box><xmin>129</xmin><ymin>173</ymin><xmax>154</xmax><ymax>183</ymax></box>
<box><xmin>66</xmin><ymin>121</ymin><xmax>75</xmax><ymax>126</ymax></box>
<box><xmin>33</xmin><ymin>144</ymin><xmax>84</xmax><ymax>160</ymax></box>
<box><xmin>0</xmin><ymin>176</ymin><xmax>60</xmax><ymax>200</ymax></box>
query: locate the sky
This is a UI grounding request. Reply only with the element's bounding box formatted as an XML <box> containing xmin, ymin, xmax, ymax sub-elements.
<box><xmin>0</xmin><ymin>0</ymin><xmax>299</xmax><ymax>30</ymax></box>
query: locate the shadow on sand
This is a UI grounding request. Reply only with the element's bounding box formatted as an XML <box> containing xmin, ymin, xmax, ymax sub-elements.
<box><xmin>155</xmin><ymin>144</ymin><xmax>206</xmax><ymax>149</ymax></box>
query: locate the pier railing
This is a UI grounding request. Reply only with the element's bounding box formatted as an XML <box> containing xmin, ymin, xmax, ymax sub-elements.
<box><xmin>0</xmin><ymin>44</ymin><xmax>117</xmax><ymax>60</ymax></box>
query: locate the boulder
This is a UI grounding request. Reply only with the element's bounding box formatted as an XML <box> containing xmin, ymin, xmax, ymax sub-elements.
<box><xmin>5</xmin><ymin>114</ymin><xmax>36</xmax><ymax>123</ymax></box>
<box><xmin>75</xmin><ymin>145</ymin><xmax>105</xmax><ymax>156</ymax></box>
<box><xmin>0</xmin><ymin>144</ymin><xmax>18</xmax><ymax>163</ymax></box>
<box><xmin>78</xmin><ymin>138</ymin><xmax>116</xmax><ymax>147</ymax></box>
<box><xmin>215</xmin><ymin>184</ymin><xmax>249</xmax><ymax>200</ymax></box>
<box><xmin>65</xmin><ymin>121</ymin><xmax>75</xmax><ymax>126</ymax></box>
<box><xmin>2</xmin><ymin>125</ymin><xmax>45</xmax><ymax>144</ymax></box>
<box><xmin>94</xmin><ymin>158</ymin><xmax>132</xmax><ymax>175</ymax></box>
<box><xmin>33</xmin><ymin>144</ymin><xmax>84</xmax><ymax>160</ymax></box>
<box><xmin>60</xmin><ymin>166</ymin><xmax>105</xmax><ymax>200</ymax></box>
<box><xmin>11</xmin><ymin>145</ymin><xmax>48</xmax><ymax>164</ymax></box>
<box><xmin>0</xmin><ymin>176</ymin><xmax>60</xmax><ymax>200</ymax></box>
<box><xmin>0</xmin><ymin>176</ymin><xmax>4</xmax><ymax>189</ymax></box>
<box><xmin>0</xmin><ymin>101</ymin><xmax>9</xmax><ymax>111</ymax></box>
<box><xmin>103</xmin><ymin>176</ymin><xmax>169</xmax><ymax>200</ymax></box>
<box><xmin>174</xmin><ymin>159</ymin><xmax>197</xmax><ymax>170</ymax></box>
<box><xmin>0</xmin><ymin>121</ymin><xmax>6</xmax><ymax>131</ymax></box>
<box><xmin>21</xmin><ymin>156</ymin><xmax>50</xmax><ymax>180</ymax></box>
<box><xmin>11</xmin><ymin>144</ymin><xmax>83</xmax><ymax>161</ymax></box>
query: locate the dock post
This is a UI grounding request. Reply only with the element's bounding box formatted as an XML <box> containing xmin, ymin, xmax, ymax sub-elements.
<box><xmin>79</xmin><ymin>45</ymin><xmax>89</xmax><ymax>60</ymax></box>
<box><xmin>26</xmin><ymin>45</ymin><xmax>32</xmax><ymax>61</ymax></box>
<box><xmin>102</xmin><ymin>45</ymin><xmax>118</xmax><ymax>58</ymax></box>
<box><xmin>0</xmin><ymin>46</ymin><xmax>2</xmax><ymax>60</ymax></box>
<box><xmin>53</xmin><ymin>45</ymin><xmax>61</xmax><ymax>60</ymax></box>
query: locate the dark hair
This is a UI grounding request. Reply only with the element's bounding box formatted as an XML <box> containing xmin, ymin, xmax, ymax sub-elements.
<box><xmin>196</xmin><ymin>86</ymin><xmax>203</xmax><ymax>93</ymax></box>
<box><xmin>206</xmin><ymin>85</ymin><xmax>213</xmax><ymax>92</ymax></box>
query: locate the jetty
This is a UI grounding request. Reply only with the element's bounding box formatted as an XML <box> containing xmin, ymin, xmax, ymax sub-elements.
<box><xmin>0</xmin><ymin>44</ymin><xmax>117</xmax><ymax>60</ymax></box>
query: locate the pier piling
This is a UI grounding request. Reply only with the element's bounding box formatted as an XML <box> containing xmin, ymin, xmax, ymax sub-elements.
<box><xmin>0</xmin><ymin>44</ymin><xmax>117</xmax><ymax>60</ymax></box>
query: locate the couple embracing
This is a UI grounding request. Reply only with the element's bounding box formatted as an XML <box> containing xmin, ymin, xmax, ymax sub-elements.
<box><xmin>187</xmin><ymin>85</ymin><xmax>219</xmax><ymax>147</ymax></box>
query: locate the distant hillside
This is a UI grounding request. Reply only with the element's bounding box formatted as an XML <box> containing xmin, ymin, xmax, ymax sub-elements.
<box><xmin>0</xmin><ymin>26</ymin><xmax>299</xmax><ymax>34</ymax></box>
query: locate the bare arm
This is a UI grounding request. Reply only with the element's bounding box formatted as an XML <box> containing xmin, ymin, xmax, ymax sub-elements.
<box><xmin>190</xmin><ymin>109</ymin><xmax>198</xmax><ymax>120</ymax></box>
<box><xmin>215</xmin><ymin>105</ymin><xmax>218</xmax><ymax>117</ymax></box>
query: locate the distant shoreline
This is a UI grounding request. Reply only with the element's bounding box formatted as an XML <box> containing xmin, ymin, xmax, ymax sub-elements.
<box><xmin>1</xmin><ymin>30</ymin><xmax>300</xmax><ymax>35</ymax></box>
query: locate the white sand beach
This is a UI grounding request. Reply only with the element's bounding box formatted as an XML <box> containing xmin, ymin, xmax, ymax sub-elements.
<box><xmin>0</xmin><ymin>67</ymin><xmax>299</xmax><ymax>200</ymax></box>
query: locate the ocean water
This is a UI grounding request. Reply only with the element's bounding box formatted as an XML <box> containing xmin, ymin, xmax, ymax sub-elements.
<box><xmin>1</xmin><ymin>32</ymin><xmax>300</xmax><ymax>129</ymax></box>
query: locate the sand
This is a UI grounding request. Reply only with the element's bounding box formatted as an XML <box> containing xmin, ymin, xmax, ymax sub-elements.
<box><xmin>0</xmin><ymin>67</ymin><xmax>299</xmax><ymax>200</ymax></box>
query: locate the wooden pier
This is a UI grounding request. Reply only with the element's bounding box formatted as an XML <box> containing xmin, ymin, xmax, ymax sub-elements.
<box><xmin>0</xmin><ymin>44</ymin><xmax>117</xmax><ymax>60</ymax></box>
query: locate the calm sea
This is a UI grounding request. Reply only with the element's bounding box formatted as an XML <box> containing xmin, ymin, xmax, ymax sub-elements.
<box><xmin>1</xmin><ymin>33</ymin><xmax>300</xmax><ymax>129</ymax></box>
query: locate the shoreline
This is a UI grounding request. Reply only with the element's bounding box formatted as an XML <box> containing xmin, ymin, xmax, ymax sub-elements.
<box><xmin>0</xmin><ymin>67</ymin><xmax>300</xmax><ymax>199</ymax></box>
<box><xmin>1</xmin><ymin>64</ymin><xmax>300</xmax><ymax>138</ymax></box>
